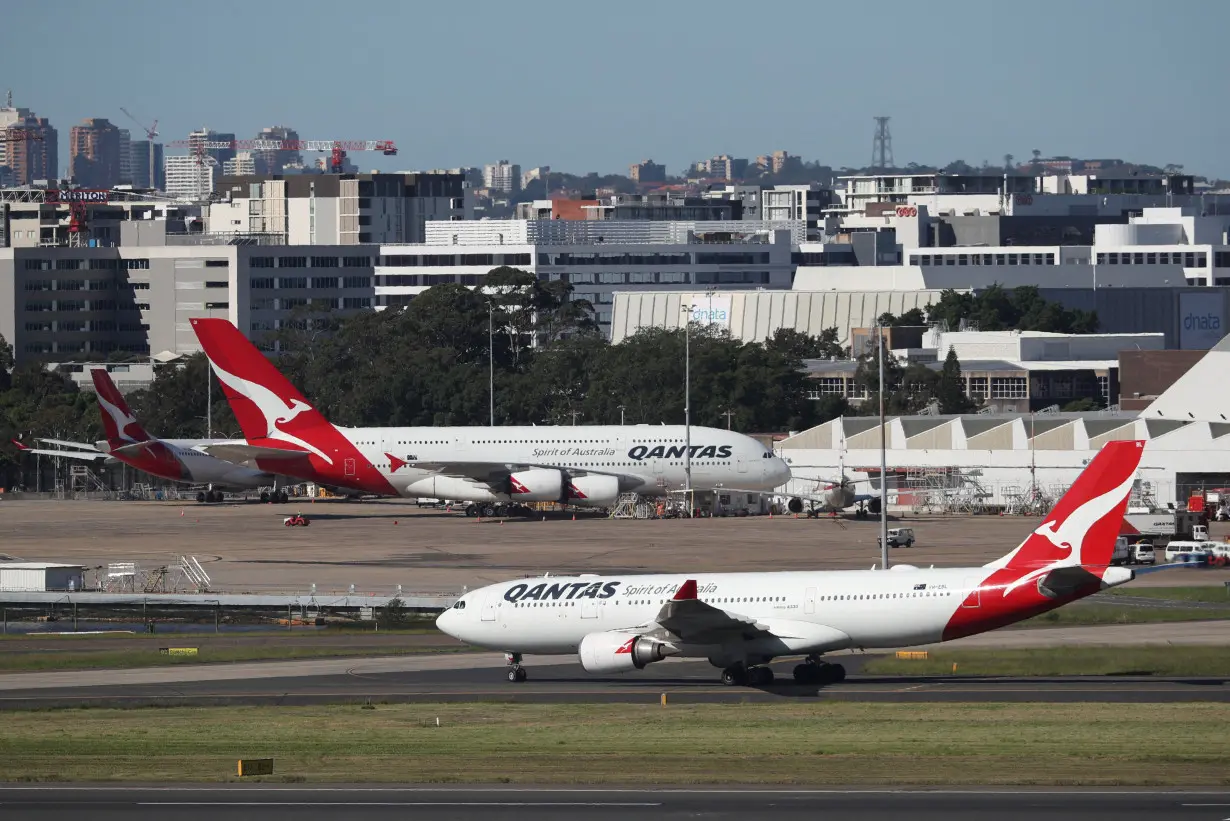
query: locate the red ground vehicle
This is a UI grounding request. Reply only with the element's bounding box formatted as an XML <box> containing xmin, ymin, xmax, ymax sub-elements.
<box><xmin>283</xmin><ymin>514</ymin><xmax>310</xmax><ymax>527</ymax></box>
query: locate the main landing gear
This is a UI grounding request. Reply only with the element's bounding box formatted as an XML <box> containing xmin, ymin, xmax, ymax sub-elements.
<box><xmin>505</xmin><ymin>652</ymin><xmax>528</xmax><ymax>683</ymax></box>
<box><xmin>196</xmin><ymin>490</ymin><xmax>225</xmax><ymax>503</ymax></box>
<box><xmin>720</xmin><ymin>663</ymin><xmax>774</xmax><ymax>687</ymax></box>
<box><xmin>792</xmin><ymin>655</ymin><xmax>846</xmax><ymax>685</ymax></box>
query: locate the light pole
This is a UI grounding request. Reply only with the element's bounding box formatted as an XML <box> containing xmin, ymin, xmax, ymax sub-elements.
<box><xmin>722</xmin><ymin>409</ymin><xmax>735</xmax><ymax>430</ymax></box>
<box><xmin>487</xmin><ymin>301</ymin><xmax>494</xmax><ymax>427</ymax></box>
<box><xmin>680</xmin><ymin>302</ymin><xmax>692</xmax><ymax>515</ymax></box>
<box><xmin>877</xmin><ymin>323</ymin><xmax>888</xmax><ymax>571</ymax></box>
<box><xmin>618</xmin><ymin>405</ymin><xmax>626</xmax><ymax>425</ymax></box>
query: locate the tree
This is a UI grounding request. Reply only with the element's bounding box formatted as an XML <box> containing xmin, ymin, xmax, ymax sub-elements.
<box><xmin>0</xmin><ymin>333</ymin><xmax>12</xmax><ymax>393</ymax></box>
<box><xmin>925</xmin><ymin>286</ymin><xmax>1098</xmax><ymax>334</ymax></box>
<box><xmin>127</xmin><ymin>354</ymin><xmax>238</xmax><ymax>439</ymax></box>
<box><xmin>765</xmin><ymin>328</ymin><xmax>845</xmax><ymax>361</ymax></box>
<box><xmin>936</xmin><ymin>347</ymin><xmax>977</xmax><ymax>414</ymax></box>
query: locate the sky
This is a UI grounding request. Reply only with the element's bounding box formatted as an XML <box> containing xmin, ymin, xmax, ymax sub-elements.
<box><xmin>3</xmin><ymin>0</ymin><xmax>1228</xmax><ymax>178</ymax></box>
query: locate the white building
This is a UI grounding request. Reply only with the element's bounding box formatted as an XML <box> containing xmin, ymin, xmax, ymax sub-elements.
<box><xmin>776</xmin><ymin>412</ymin><xmax>1230</xmax><ymax>511</ymax></box>
<box><xmin>165</xmin><ymin>155</ymin><xmax>213</xmax><ymax>201</ymax></box>
<box><xmin>223</xmin><ymin>151</ymin><xmax>256</xmax><ymax>176</ymax></box>
<box><xmin>375</xmin><ymin>219</ymin><xmax>803</xmax><ymax>329</ymax></box>
<box><xmin>483</xmin><ymin>160</ymin><xmax>521</xmax><ymax>194</ymax></box>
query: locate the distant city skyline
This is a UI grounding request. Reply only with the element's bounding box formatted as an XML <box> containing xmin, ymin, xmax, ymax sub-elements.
<box><xmin>3</xmin><ymin>0</ymin><xmax>1228</xmax><ymax>179</ymax></box>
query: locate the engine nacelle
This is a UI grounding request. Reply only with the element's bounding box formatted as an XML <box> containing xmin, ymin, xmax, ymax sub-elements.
<box><xmin>867</xmin><ymin>497</ymin><xmax>882</xmax><ymax>514</ymax></box>
<box><xmin>787</xmin><ymin>497</ymin><xmax>804</xmax><ymax>514</ymax></box>
<box><xmin>565</xmin><ymin>474</ymin><xmax>620</xmax><ymax>507</ymax></box>
<box><xmin>578</xmin><ymin>631</ymin><xmax>676</xmax><ymax>674</ymax></box>
<box><xmin>507</xmin><ymin>468</ymin><xmax>565</xmax><ymax>502</ymax></box>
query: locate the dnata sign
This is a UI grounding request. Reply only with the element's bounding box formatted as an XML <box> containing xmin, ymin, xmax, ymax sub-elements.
<box><xmin>1179</xmin><ymin>292</ymin><xmax>1226</xmax><ymax>350</ymax></box>
<box><xmin>687</xmin><ymin>296</ymin><xmax>732</xmax><ymax>326</ymax></box>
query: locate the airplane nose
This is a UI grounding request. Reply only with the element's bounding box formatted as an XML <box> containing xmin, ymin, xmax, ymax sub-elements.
<box><xmin>435</xmin><ymin>607</ymin><xmax>455</xmax><ymax>635</ymax></box>
<box><xmin>772</xmin><ymin>457</ymin><xmax>792</xmax><ymax>486</ymax></box>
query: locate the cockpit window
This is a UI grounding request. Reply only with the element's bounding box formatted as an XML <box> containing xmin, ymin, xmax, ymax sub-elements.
<box><xmin>453</xmin><ymin>600</ymin><xmax>466</xmax><ymax>610</ymax></box>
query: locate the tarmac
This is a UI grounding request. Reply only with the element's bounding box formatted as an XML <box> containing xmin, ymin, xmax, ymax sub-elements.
<box><xmin>2</xmin><ymin>622</ymin><xmax>1228</xmax><ymax>708</ymax></box>
<box><xmin>3</xmin><ymin>498</ymin><xmax>1227</xmax><ymax>595</ymax></box>
<box><xmin>2</xmin><ymin>786</ymin><xmax>1229</xmax><ymax>820</ymax></box>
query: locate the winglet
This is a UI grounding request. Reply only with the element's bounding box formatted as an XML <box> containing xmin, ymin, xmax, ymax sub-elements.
<box><xmin>11</xmin><ymin>438</ymin><xmax>27</xmax><ymax>451</ymax></box>
<box><xmin>672</xmin><ymin>579</ymin><xmax>698</xmax><ymax>601</ymax></box>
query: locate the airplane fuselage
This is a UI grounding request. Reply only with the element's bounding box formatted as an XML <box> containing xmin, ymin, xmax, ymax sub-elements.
<box><xmin>108</xmin><ymin>438</ymin><xmax>271</xmax><ymax>489</ymax></box>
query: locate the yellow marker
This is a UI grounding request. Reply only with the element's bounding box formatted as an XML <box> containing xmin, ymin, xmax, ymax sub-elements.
<box><xmin>661</xmin><ymin>693</ymin><xmax>668</xmax><ymax>707</ymax></box>
<box><xmin>159</xmin><ymin>648</ymin><xmax>198</xmax><ymax>656</ymax></box>
<box><xmin>894</xmin><ymin>650</ymin><xmax>928</xmax><ymax>660</ymax></box>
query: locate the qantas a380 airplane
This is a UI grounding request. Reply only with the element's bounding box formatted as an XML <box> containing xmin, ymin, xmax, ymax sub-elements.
<box><xmin>14</xmin><ymin>369</ymin><xmax>276</xmax><ymax>503</ymax></box>
<box><xmin>437</xmin><ymin>439</ymin><xmax>1146</xmax><ymax>686</ymax></box>
<box><xmin>189</xmin><ymin>318</ymin><xmax>790</xmax><ymax>512</ymax></box>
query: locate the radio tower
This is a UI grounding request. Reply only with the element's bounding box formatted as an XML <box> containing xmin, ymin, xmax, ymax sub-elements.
<box><xmin>871</xmin><ymin>116</ymin><xmax>894</xmax><ymax>170</ymax></box>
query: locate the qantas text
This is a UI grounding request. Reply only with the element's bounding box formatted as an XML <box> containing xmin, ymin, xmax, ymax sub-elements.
<box><xmin>505</xmin><ymin>581</ymin><xmax>620</xmax><ymax>602</ymax></box>
<box><xmin>628</xmin><ymin>444</ymin><xmax>733</xmax><ymax>461</ymax></box>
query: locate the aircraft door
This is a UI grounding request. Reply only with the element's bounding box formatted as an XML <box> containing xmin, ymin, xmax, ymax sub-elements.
<box><xmin>581</xmin><ymin>598</ymin><xmax>599</xmax><ymax>620</ymax></box>
<box><xmin>481</xmin><ymin>589</ymin><xmax>500</xmax><ymax>622</ymax></box>
<box><xmin>344</xmin><ymin>458</ymin><xmax>356</xmax><ymax>477</ymax></box>
<box><xmin>737</xmin><ymin>454</ymin><xmax>748</xmax><ymax>474</ymax></box>
<box><xmin>804</xmin><ymin>586</ymin><xmax>816</xmax><ymax>615</ymax></box>
<box><xmin>962</xmin><ymin>577</ymin><xmax>982</xmax><ymax>609</ymax></box>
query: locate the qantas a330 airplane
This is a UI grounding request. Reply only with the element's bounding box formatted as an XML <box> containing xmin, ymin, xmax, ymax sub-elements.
<box><xmin>14</xmin><ymin>369</ymin><xmax>277</xmax><ymax>503</ymax></box>
<box><xmin>189</xmin><ymin>318</ymin><xmax>791</xmax><ymax>512</ymax></box>
<box><xmin>437</xmin><ymin>439</ymin><xmax>1147</xmax><ymax>686</ymax></box>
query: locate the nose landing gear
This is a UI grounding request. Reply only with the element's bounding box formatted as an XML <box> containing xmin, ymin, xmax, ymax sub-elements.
<box><xmin>505</xmin><ymin>652</ymin><xmax>527</xmax><ymax>682</ymax></box>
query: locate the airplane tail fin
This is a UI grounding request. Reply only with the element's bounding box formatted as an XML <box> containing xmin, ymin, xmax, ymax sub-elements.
<box><xmin>188</xmin><ymin>318</ymin><xmax>335</xmax><ymax>447</ymax></box>
<box><xmin>990</xmin><ymin>440</ymin><xmax>1145</xmax><ymax>571</ymax></box>
<box><xmin>91</xmin><ymin>369</ymin><xmax>152</xmax><ymax>446</ymax></box>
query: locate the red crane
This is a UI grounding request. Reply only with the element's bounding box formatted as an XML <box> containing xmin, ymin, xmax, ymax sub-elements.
<box><xmin>166</xmin><ymin>137</ymin><xmax>398</xmax><ymax>173</ymax></box>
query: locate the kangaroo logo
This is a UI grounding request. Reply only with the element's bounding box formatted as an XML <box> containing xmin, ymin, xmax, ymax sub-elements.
<box><xmin>1001</xmin><ymin>465</ymin><xmax>1139</xmax><ymax>597</ymax></box>
<box><xmin>208</xmin><ymin>359</ymin><xmax>334</xmax><ymax>465</ymax></box>
<box><xmin>97</xmin><ymin>393</ymin><xmax>144</xmax><ymax>443</ymax></box>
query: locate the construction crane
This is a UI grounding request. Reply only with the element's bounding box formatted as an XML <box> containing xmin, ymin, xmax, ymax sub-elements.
<box><xmin>119</xmin><ymin>107</ymin><xmax>159</xmax><ymax>188</ymax></box>
<box><xmin>167</xmin><ymin>137</ymin><xmax>397</xmax><ymax>174</ymax></box>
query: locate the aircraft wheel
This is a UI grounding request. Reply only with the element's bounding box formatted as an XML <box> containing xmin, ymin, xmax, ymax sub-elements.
<box><xmin>196</xmin><ymin>491</ymin><xmax>207</xmax><ymax>504</ymax></box>
<box><xmin>464</xmin><ymin>504</ymin><xmax>477</xmax><ymax>517</ymax></box>
<box><xmin>481</xmin><ymin>504</ymin><xmax>497</xmax><ymax>518</ymax></box>
<box><xmin>278</xmin><ymin>491</ymin><xmax>289</xmax><ymax>504</ymax></box>
<box><xmin>260</xmin><ymin>491</ymin><xmax>270</xmax><ymax>504</ymax></box>
<box><xmin>507</xmin><ymin>667</ymin><xmax>527</xmax><ymax>683</ymax></box>
<box><xmin>495</xmin><ymin>503</ymin><xmax>509</xmax><ymax>518</ymax></box>
<box><xmin>830</xmin><ymin>663</ymin><xmax>846</xmax><ymax>683</ymax></box>
<box><xmin>720</xmin><ymin>663</ymin><xmax>747</xmax><ymax>687</ymax></box>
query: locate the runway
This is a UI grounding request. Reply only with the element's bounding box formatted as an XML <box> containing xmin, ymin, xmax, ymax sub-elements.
<box><xmin>1</xmin><ymin>649</ymin><xmax>1229</xmax><ymax>708</ymax></box>
<box><xmin>3</xmin><ymin>786</ymin><xmax>1230</xmax><ymax>820</ymax></box>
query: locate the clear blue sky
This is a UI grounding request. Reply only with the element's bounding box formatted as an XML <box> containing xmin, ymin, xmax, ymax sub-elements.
<box><xmin>3</xmin><ymin>0</ymin><xmax>1226</xmax><ymax>178</ymax></box>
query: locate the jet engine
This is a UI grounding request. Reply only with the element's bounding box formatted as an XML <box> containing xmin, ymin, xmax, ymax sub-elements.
<box><xmin>578</xmin><ymin>631</ymin><xmax>677</xmax><ymax>674</ymax></box>
<box><xmin>867</xmin><ymin>497</ymin><xmax>882</xmax><ymax>514</ymax></box>
<box><xmin>787</xmin><ymin>497</ymin><xmax>805</xmax><ymax>514</ymax></box>
<box><xmin>565</xmin><ymin>474</ymin><xmax>621</xmax><ymax>507</ymax></box>
<box><xmin>506</xmin><ymin>468</ymin><xmax>566</xmax><ymax>501</ymax></box>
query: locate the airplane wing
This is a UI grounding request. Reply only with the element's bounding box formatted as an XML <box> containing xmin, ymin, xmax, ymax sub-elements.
<box><xmin>639</xmin><ymin>580</ymin><xmax>851</xmax><ymax>651</ymax></box>
<box><xmin>11</xmin><ymin>444</ymin><xmax>111</xmax><ymax>463</ymax></box>
<box><xmin>196</xmin><ymin>442</ymin><xmax>317</xmax><ymax>470</ymax></box>
<box><xmin>34</xmin><ymin>438</ymin><xmax>100</xmax><ymax>451</ymax></box>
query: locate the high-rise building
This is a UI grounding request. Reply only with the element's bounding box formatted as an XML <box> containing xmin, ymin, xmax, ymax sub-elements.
<box><xmin>706</xmin><ymin>155</ymin><xmax>748</xmax><ymax>181</ymax></box>
<box><xmin>165</xmin><ymin>155</ymin><xmax>213</xmax><ymax>200</ymax></box>
<box><xmin>224</xmin><ymin>151</ymin><xmax>256</xmax><ymax>176</ymax></box>
<box><xmin>188</xmin><ymin>128</ymin><xmax>236</xmax><ymax>170</ymax></box>
<box><xmin>252</xmin><ymin>126</ymin><xmax>302</xmax><ymax>174</ymax></box>
<box><xmin>70</xmin><ymin>118</ymin><xmax>124</xmax><ymax>188</ymax></box>
<box><xmin>483</xmin><ymin>160</ymin><xmax>521</xmax><ymax>194</ymax></box>
<box><xmin>629</xmin><ymin>159</ymin><xmax>666</xmax><ymax>183</ymax></box>
<box><xmin>0</xmin><ymin>95</ymin><xmax>57</xmax><ymax>185</ymax></box>
<box><xmin>129</xmin><ymin>140</ymin><xmax>165</xmax><ymax>190</ymax></box>
<box><xmin>117</xmin><ymin>128</ymin><xmax>132</xmax><ymax>184</ymax></box>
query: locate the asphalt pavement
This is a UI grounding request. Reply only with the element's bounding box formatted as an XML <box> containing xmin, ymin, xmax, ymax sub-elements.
<box><xmin>2</xmin><ymin>787</ymin><xmax>1229</xmax><ymax>820</ymax></box>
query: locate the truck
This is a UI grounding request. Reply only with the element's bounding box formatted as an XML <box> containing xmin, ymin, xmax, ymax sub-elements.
<box><xmin>1122</xmin><ymin>508</ymin><xmax>1208</xmax><ymax>541</ymax></box>
<box><xmin>1110</xmin><ymin>537</ymin><xmax>1157</xmax><ymax>566</ymax></box>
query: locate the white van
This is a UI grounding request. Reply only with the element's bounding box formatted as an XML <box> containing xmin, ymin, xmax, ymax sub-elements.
<box><xmin>1164</xmin><ymin>541</ymin><xmax>1212</xmax><ymax>563</ymax></box>
<box><xmin>1131</xmin><ymin>543</ymin><xmax>1156</xmax><ymax>565</ymax></box>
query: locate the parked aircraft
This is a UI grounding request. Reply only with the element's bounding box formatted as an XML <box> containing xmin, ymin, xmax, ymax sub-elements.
<box><xmin>436</xmin><ymin>439</ymin><xmax>1145</xmax><ymax>686</ymax></box>
<box><xmin>190</xmin><ymin>318</ymin><xmax>791</xmax><ymax>513</ymax></box>
<box><xmin>13</xmin><ymin>369</ymin><xmax>281</xmax><ymax>503</ymax></box>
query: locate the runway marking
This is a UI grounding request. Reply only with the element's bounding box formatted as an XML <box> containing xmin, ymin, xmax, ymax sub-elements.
<box><xmin>138</xmin><ymin>802</ymin><xmax>662</xmax><ymax>807</ymax></box>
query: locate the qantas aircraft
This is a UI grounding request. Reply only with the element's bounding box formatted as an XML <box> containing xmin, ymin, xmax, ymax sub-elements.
<box><xmin>437</xmin><ymin>439</ymin><xmax>1145</xmax><ymax>686</ymax></box>
<box><xmin>14</xmin><ymin>369</ymin><xmax>280</xmax><ymax>503</ymax></box>
<box><xmin>189</xmin><ymin>318</ymin><xmax>791</xmax><ymax>513</ymax></box>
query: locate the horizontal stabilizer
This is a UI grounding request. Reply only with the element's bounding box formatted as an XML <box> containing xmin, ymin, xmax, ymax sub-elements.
<box><xmin>198</xmin><ymin>442</ymin><xmax>315</xmax><ymax>468</ymax></box>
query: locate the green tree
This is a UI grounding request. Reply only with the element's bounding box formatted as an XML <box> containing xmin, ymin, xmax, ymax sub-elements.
<box><xmin>765</xmin><ymin>327</ymin><xmax>846</xmax><ymax>361</ymax></box>
<box><xmin>127</xmin><ymin>355</ymin><xmax>238</xmax><ymax>439</ymax></box>
<box><xmin>0</xmin><ymin>332</ymin><xmax>12</xmax><ymax>393</ymax></box>
<box><xmin>937</xmin><ymin>347</ymin><xmax>977</xmax><ymax>414</ymax></box>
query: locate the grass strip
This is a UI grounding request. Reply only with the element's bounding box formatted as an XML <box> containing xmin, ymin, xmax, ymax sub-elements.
<box><xmin>1020</xmin><ymin>604</ymin><xmax>1230</xmax><ymax>627</ymax></box>
<box><xmin>0</xmin><ymin>702</ymin><xmax>1225</xmax><ymax>785</ymax></box>
<box><xmin>863</xmin><ymin>646</ymin><xmax>1230</xmax><ymax>677</ymax></box>
<box><xmin>1106</xmin><ymin>586</ymin><xmax>1230</xmax><ymax>604</ymax></box>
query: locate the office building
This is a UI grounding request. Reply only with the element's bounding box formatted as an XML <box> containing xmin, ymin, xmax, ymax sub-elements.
<box><xmin>483</xmin><ymin>160</ymin><xmax>521</xmax><ymax>194</ymax></box>
<box><xmin>209</xmin><ymin>172</ymin><xmax>467</xmax><ymax>245</ymax></box>
<box><xmin>129</xmin><ymin>140</ymin><xmax>165</xmax><ymax>190</ymax></box>
<box><xmin>69</xmin><ymin>118</ymin><xmax>124</xmax><ymax>188</ymax></box>
<box><xmin>223</xmin><ymin>152</ymin><xmax>256</xmax><ymax>176</ymax></box>
<box><xmin>117</xmin><ymin>128</ymin><xmax>132</xmax><ymax>185</ymax></box>
<box><xmin>629</xmin><ymin>159</ymin><xmax>666</xmax><ymax>184</ymax></box>
<box><xmin>251</xmin><ymin>126</ymin><xmax>302</xmax><ymax>174</ymax></box>
<box><xmin>165</xmin><ymin>155</ymin><xmax>212</xmax><ymax>200</ymax></box>
<box><xmin>0</xmin><ymin>187</ymin><xmax>204</xmax><ymax>249</ymax></box>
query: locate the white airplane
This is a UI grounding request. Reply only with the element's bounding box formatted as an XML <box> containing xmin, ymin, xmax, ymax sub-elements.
<box><xmin>190</xmin><ymin>318</ymin><xmax>792</xmax><ymax>512</ymax></box>
<box><xmin>437</xmin><ymin>439</ymin><xmax>1146</xmax><ymax>686</ymax></box>
<box><xmin>13</xmin><ymin>368</ymin><xmax>282</xmax><ymax>503</ymax></box>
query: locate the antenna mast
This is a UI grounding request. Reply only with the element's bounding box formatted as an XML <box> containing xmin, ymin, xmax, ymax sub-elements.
<box><xmin>871</xmin><ymin>116</ymin><xmax>894</xmax><ymax>170</ymax></box>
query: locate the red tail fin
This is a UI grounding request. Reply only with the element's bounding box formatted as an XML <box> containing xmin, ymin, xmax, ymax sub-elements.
<box><xmin>189</xmin><ymin>318</ymin><xmax>338</xmax><ymax>460</ymax></box>
<box><xmin>994</xmin><ymin>439</ymin><xmax>1145</xmax><ymax>570</ymax></box>
<box><xmin>91</xmin><ymin>369</ymin><xmax>151</xmax><ymax>446</ymax></box>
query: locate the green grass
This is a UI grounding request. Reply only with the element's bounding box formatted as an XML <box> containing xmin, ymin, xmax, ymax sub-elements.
<box><xmin>0</xmin><ymin>643</ymin><xmax>472</xmax><ymax>673</ymax></box>
<box><xmin>1020</xmin><ymin>603</ymin><xmax>1230</xmax><ymax>627</ymax></box>
<box><xmin>864</xmin><ymin>646</ymin><xmax>1230</xmax><ymax>677</ymax></box>
<box><xmin>0</xmin><ymin>703</ymin><xmax>1226</xmax><ymax>785</ymax></box>
<box><xmin>1107</xmin><ymin>586</ymin><xmax>1230</xmax><ymax>604</ymax></box>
